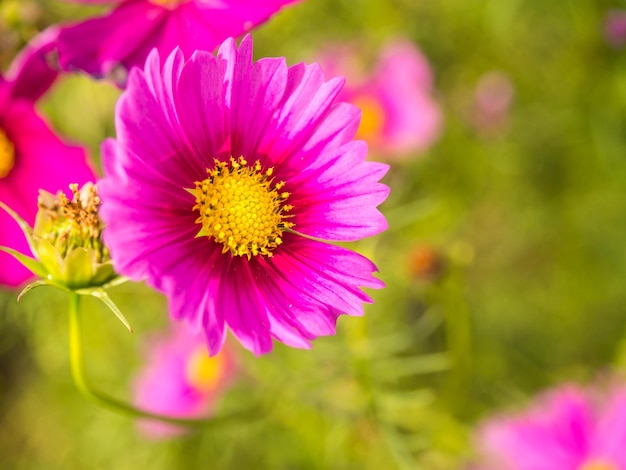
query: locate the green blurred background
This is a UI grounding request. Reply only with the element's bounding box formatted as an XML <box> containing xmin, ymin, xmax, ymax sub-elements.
<box><xmin>2</xmin><ymin>0</ymin><xmax>626</xmax><ymax>468</ymax></box>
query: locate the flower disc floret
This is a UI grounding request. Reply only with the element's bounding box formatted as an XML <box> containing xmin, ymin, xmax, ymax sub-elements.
<box><xmin>191</xmin><ymin>157</ymin><xmax>293</xmax><ymax>259</ymax></box>
<box><xmin>0</xmin><ymin>129</ymin><xmax>15</xmax><ymax>179</ymax></box>
<box><xmin>149</xmin><ymin>0</ymin><xmax>188</xmax><ymax>8</ymax></box>
<box><xmin>579</xmin><ymin>461</ymin><xmax>618</xmax><ymax>470</ymax></box>
<box><xmin>185</xmin><ymin>346</ymin><xmax>228</xmax><ymax>394</ymax></box>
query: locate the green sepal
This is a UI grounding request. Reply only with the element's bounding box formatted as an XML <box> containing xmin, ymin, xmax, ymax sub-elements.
<box><xmin>0</xmin><ymin>246</ymin><xmax>48</xmax><ymax>279</ymax></box>
<box><xmin>17</xmin><ymin>280</ymin><xmax>50</xmax><ymax>301</ymax></box>
<box><xmin>91</xmin><ymin>261</ymin><xmax>121</xmax><ymax>288</ymax></box>
<box><xmin>63</xmin><ymin>247</ymin><xmax>98</xmax><ymax>289</ymax></box>
<box><xmin>0</xmin><ymin>201</ymin><xmax>37</xmax><ymax>254</ymax></box>
<box><xmin>32</xmin><ymin>237</ymin><xmax>65</xmax><ymax>280</ymax></box>
<box><xmin>99</xmin><ymin>272</ymin><xmax>129</xmax><ymax>290</ymax></box>
<box><xmin>89</xmin><ymin>289</ymin><xmax>133</xmax><ymax>333</ymax></box>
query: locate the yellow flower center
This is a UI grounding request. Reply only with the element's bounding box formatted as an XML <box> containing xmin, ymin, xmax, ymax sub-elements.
<box><xmin>185</xmin><ymin>346</ymin><xmax>227</xmax><ymax>394</ymax></box>
<box><xmin>191</xmin><ymin>156</ymin><xmax>294</xmax><ymax>259</ymax></box>
<box><xmin>579</xmin><ymin>459</ymin><xmax>618</xmax><ymax>470</ymax></box>
<box><xmin>148</xmin><ymin>0</ymin><xmax>187</xmax><ymax>8</ymax></box>
<box><xmin>353</xmin><ymin>95</ymin><xmax>386</xmax><ymax>142</ymax></box>
<box><xmin>0</xmin><ymin>128</ymin><xmax>15</xmax><ymax>179</ymax></box>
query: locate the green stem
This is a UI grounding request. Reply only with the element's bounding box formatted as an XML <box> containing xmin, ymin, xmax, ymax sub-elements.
<box><xmin>67</xmin><ymin>293</ymin><xmax>261</xmax><ymax>428</ymax></box>
<box><xmin>438</xmin><ymin>268</ymin><xmax>473</xmax><ymax>411</ymax></box>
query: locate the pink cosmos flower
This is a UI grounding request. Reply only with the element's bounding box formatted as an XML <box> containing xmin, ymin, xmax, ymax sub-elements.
<box><xmin>99</xmin><ymin>36</ymin><xmax>389</xmax><ymax>356</ymax></box>
<box><xmin>133</xmin><ymin>323</ymin><xmax>238</xmax><ymax>439</ymax></box>
<box><xmin>474</xmin><ymin>383</ymin><xmax>626</xmax><ymax>470</ymax></box>
<box><xmin>57</xmin><ymin>0</ymin><xmax>301</xmax><ymax>86</ymax></box>
<box><xmin>604</xmin><ymin>9</ymin><xmax>626</xmax><ymax>48</ymax></box>
<box><xmin>472</xmin><ymin>71</ymin><xmax>514</xmax><ymax>137</ymax></box>
<box><xmin>0</xmin><ymin>34</ymin><xmax>95</xmax><ymax>288</ymax></box>
<box><xmin>318</xmin><ymin>39</ymin><xmax>441</xmax><ymax>159</ymax></box>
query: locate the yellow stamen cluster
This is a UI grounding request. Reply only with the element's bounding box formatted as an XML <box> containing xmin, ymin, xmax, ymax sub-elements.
<box><xmin>191</xmin><ymin>156</ymin><xmax>294</xmax><ymax>259</ymax></box>
<box><xmin>0</xmin><ymin>128</ymin><xmax>15</xmax><ymax>179</ymax></box>
<box><xmin>148</xmin><ymin>0</ymin><xmax>187</xmax><ymax>8</ymax></box>
<box><xmin>37</xmin><ymin>183</ymin><xmax>109</xmax><ymax>263</ymax></box>
<box><xmin>185</xmin><ymin>347</ymin><xmax>227</xmax><ymax>394</ymax></box>
<box><xmin>353</xmin><ymin>95</ymin><xmax>386</xmax><ymax>141</ymax></box>
<box><xmin>578</xmin><ymin>460</ymin><xmax>618</xmax><ymax>470</ymax></box>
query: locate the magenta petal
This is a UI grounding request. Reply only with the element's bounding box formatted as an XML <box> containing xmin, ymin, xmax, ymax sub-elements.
<box><xmin>161</xmin><ymin>249</ymin><xmax>228</xmax><ymax>356</ymax></box>
<box><xmin>477</xmin><ymin>386</ymin><xmax>592</xmax><ymax>469</ymax></box>
<box><xmin>6</xmin><ymin>26</ymin><xmax>61</xmax><ymax>102</ymax></box>
<box><xmin>220</xmin><ymin>259</ymin><xmax>273</xmax><ymax>356</ymax></box>
<box><xmin>248</xmin><ymin>237</ymin><xmax>383</xmax><ymax>342</ymax></box>
<box><xmin>289</xmin><ymin>141</ymin><xmax>389</xmax><ymax>241</ymax></box>
<box><xmin>590</xmin><ymin>387</ymin><xmax>626</xmax><ymax>466</ymax></box>
<box><xmin>0</xmin><ymin>99</ymin><xmax>94</xmax><ymax>288</ymax></box>
<box><xmin>264</xmin><ymin>64</ymin><xmax>346</xmax><ymax>169</ymax></box>
<box><xmin>174</xmin><ymin>50</ymin><xmax>228</xmax><ymax>160</ymax></box>
<box><xmin>0</xmin><ymin>211</ymin><xmax>35</xmax><ymax>288</ymax></box>
<box><xmin>57</xmin><ymin>2</ymin><xmax>168</xmax><ymax>79</ymax></box>
<box><xmin>57</xmin><ymin>0</ymin><xmax>301</xmax><ymax>85</ymax></box>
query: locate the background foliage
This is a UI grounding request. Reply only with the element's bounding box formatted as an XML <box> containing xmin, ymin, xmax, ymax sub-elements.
<box><xmin>2</xmin><ymin>0</ymin><xmax>626</xmax><ymax>468</ymax></box>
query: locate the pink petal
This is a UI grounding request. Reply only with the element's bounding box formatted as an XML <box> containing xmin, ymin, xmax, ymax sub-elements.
<box><xmin>477</xmin><ymin>386</ymin><xmax>592</xmax><ymax>469</ymax></box>
<box><xmin>590</xmin><ymin>386</ymin><xmax>626</xmax><ymax>466</ymax></box>
<box><xmin>0</xmin><ymin>101</ymin><xmax>94</xmax><ymax>288</ymax></box>
<box><xmin>57</xmin><ymin>0</ymin><xmax>301</xmax><ymax>85</ymax></box>
<box><xmin>57</xmin><ymin>1</ymin><xmax>169</xmax><ymax>79</ymax></box>
<box><xmin>6</xmin><ymin>26</ymin><xmax>61</xmax><ymax>102</ymax></box>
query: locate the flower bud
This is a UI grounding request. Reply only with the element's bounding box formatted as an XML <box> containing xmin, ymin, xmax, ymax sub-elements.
<box><xmin>32</xmin><ymin>183</ymin><xmax>118</xmax><ymax>290</ymax></box>
<box><xmin>1</xmin><ymin>182</ymin><xmax>130</xmax><ymax>330</ymax></box>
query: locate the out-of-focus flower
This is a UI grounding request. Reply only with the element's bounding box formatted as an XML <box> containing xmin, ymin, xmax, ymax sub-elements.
<box><xmin>31</xmin><ymin>183</ymin><xmax>119</xmax><ymax>289</ymax></box>
<box><xmin>0</xmin><ymin>37</ymin><xmax>95</xmax><ymax>288</ymax></box>
<box><xmin>604</xmin><ymin>9</ymin><xmax>626</xmax><ymax>48</ymax></box>
<box><xmin>408</xmin><ymin>245</ymin><xmax>445</xmax><ymax>281</ymax></box>
<box><xmin>474</xmin><ymin>383</ymin><xmax>626</xmax><ymax>470</ymax></box>
<box><xmin>133</xmin><ymin>323</ymin><xmax>238</xmax><ymax>439</ymax></box>
<box><xmin>318</xmin><ymin>39</ymin><xmax>441</xmax><ymax>159</ymax></box>
<box><xmin>99</xmin><ymin>36</ymin><xmax>389</xmax><ymax>356</ymax></box>
<box><xmin>472</xmin><ymin>71</ymin><xmax>514</xmax><ymax>137</ymax></box>
<box><xmin>6</xmin><ymin>26</ymin><xmax>61</xmax><ymax>102</ymax></box>
<box><xmin>56</xmin><ymin>0</ymin><xmax>301</xmax><ymax>86</ymax></box>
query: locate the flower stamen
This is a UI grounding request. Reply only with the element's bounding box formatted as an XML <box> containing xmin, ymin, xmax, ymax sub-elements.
<box><xmin>185</xmin><ymin>346</ymin><xmax>227</xmax><ymax>394</ymax></box>
<box><xmin>353</xmin><ymin>95</ymin><xmax>386</xmax><ymax>141</ymax></box>
<box><xmin>37</xmin><ymin>183</ymin><xmax>109</xmax><ymax>263</ymax></box>
<box><xmin>148</xmin><ymin>0</ymin><xmax>187</xmax><ymax>9</ymax></box>
<box><xmin>0</xmin><ymin>128</ymin><xmax>15</xmax><ymax>179</ymax></box>
<box><xmin>578</xmin><ymin>460</ymin><xmax>618</xmax><ymax>470</ymax></box>
<box><xmin>191</xmin><ymin>157</ymin><xmax>294</xmax><ymax>259</ymax></box>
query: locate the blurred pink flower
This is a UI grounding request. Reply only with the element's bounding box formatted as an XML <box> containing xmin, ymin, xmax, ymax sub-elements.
<box><xmin>474</xmin><ymin>383</ymin><xmax>626</xmax><ymax>470</ymax></box>
<box><xmin>604</xmin><ymin>9</ymin><xmax>626</xmax><ymax>48</ymax></box>
<box><xmin>0</xmin><ymin>35</ymin><xmax>95</xmax><ymax>289</ymax></box>
<box><xmin>472</xmin><ymin>71</ymin><xmax>514</xmax><ymax>137</ymax></box>
<box><xmin>6</xmin><ymin>27</ymin><xmax>61</xmax><ymax>102</ymax></box>
<box><xmin>319</xmin><ymin>39</ymin><xmax>441</xmax><ymax>159</ymax></box>
<box><xmin>57</xmin><ymin>0</ymin><xmax>301</xmax><ymax>86</ymax></box>
<box><xmin>133</xmin><ymin>323</ymin><xmax>238</xmax><ymax>439</ymax></box>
